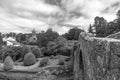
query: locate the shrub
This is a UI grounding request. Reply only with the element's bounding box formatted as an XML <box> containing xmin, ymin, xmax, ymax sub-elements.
<box><xmin>4</xmin><ymin>56</ymin><xmax>14</xmax><ymax>71</ymax></box>
<box><xmin>47</xmin><ymin>41</ymin><xmax>56</xmax><ymax>49</ymax></box>
<box><xmin>39</xmin><ymin>58</ymin><xmax>49</xmax><ymax>67</ymax></box>
<box><xmin>22</xmin><ymin>45</ymin><xmax>31</xmax><ymax>58</ymax></box>
<box><xmin>50</xmin><ymin>55</ymin><xmax>54</xmax><ymax>59</ymax></box>
<box><xmin>55</xmin><ymin>36</ymin><xmax>67</xmax><ymax>46</ymax></box>
<box><xmin>12</xmin><ymin>46</ymin><xmax>23</xmax><ymax>61</ymax></box>
<box><xmin>23</xmin><ymin>53</ymin><xmax>36</xmax><ymax>66</ymax></box>
<box><xmin>32</xmin><ymin>47</ymin><xmax>42</xmax><ymax>58</ymax></box>
<box><xmin>56</xmin><ymin>47</ymin><xmax>71</xmax><ymax>56</ymax></box>
<box><xmin>58</xmin><ymin>59</ymin><xmax>64</xmax><ymax>65</ymax></box>
<box><xmin>43</xmin><ymin>49</ymin><xmax>54</xmax><ymax>56</ymax></box>
<box><xmin>1</xmin><ymin>46</ymin><xmax>24</xmax><ymax>61</ymax></box>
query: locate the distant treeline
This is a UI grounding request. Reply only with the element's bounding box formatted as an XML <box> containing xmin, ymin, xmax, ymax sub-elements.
<box><xmin>0</xmin><ymin>27</ymin><xmax>84</xmax><ymax>48</ymax></box>
<box><xmin>88</xmin><ymin>9</ymin><xmax>120</xmax><ymax>37</ymax></box>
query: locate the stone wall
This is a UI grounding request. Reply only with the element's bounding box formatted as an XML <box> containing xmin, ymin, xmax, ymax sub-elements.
<box><xmin>107</xmin><ymin>32</ymin><xmax>120</xmax><ymax>39</ymax></box>
<box><xmin>74</xmin><ymin>33</ymin><xmax>120</xmax><ymax>80</ymax></box>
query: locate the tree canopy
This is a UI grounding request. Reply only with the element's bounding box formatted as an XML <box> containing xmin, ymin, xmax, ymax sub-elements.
<box><xmin>88</xmin><ymin>9</ymin><xmax>120</xmax><ymax>37</ymax></box>
<box><xmin>37</xmin><ymin>28</ymin><xmax>59</xmax><ymax>47</ymax></box>
<box><xmin>62</xmin><ymin>27</ymin><xmax>84</xmax><ymax>40</ymax></box>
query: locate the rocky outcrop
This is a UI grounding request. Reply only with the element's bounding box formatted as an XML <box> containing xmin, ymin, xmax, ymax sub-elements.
<box><xmin>74</xmin><ymin>32</ymin><xmax>120</xmax><ymax>80</ymax></box>
<box><xmin>107</xmin><ymin>32</ymin><xmax>120</xmax><ymax>39</ymax></box>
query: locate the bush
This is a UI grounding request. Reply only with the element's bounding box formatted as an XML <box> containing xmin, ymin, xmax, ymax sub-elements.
<box><xmin>22</xmin><ymin>45</ymin><xmax>31</xmax><ymax>58</ymax></box>
<box><xmin>58</xmin><ymin>59</ymin><xmax>64</xmax><ymax>65</ymax></box>
<box><xmin>2</xmin><ymin>46</ymin><xmax>26</xmax><ymax>61</ymax></box>
<box><xmin>39</xmin><ymin>58</ymin><xmax>49</xmax><ymax>67</ymax></box>
<box><xmin>32</xmin><ymin>47</ymin><xmax>42</xmax><ymax>58</ymax></box>
<box><xmin>4</xmin><ymin>56</ymin><xmax>14</xmax><ymax>71</ymax></box>
<box><xmin>47</xmin><ymin>41</ymin><xmax>56</xmax><ymax>49</ymax></box>
<box><xmin>56</xmin><ymin>47</ymin><xmax>71</xmax><ymax>56</ymax></box>
<box><xmin>55</xmin><ymin>36</ymin><xmax>67</xmax><ymax>46</ymax></box>
<box><xmin>50</xmin><ymin>55</ymin><xmax>54</xmax><ymax>59</ymax></box>
<box><xmin>43</xmin><ymin>49</ymin><xmax>55</xmax><ymax>56</ymax></box>
<box><xmin>23</xmin><ymin>53</ymin><xmax>36</xmax><ymax>66</ymax></box>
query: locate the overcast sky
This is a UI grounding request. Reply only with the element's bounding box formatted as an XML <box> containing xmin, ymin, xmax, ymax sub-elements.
<box><xmin>0</xmin><ymin>0</ymin><xmax>120</xmax><ymax>34</ymax></box>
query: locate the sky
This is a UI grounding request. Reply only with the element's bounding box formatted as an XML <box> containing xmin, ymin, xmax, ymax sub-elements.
<box><xmin>0</xmin><ymin>0</ymin><xmax>120</xmax><ymax>34</ymax></box>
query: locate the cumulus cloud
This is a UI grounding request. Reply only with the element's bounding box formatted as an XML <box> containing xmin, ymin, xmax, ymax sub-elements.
<box><xmin>58</xmin><ymin>0</ymin><xmax>120</xmax><ymax>31</ymax></box>
<box><xmin>0</xmin><ymin>0</ymin><xmax>120</xmax><ymax>34</ymax></box>
<box><xmin>0</xmin><ymin>0</ymin><xmax>60</xmax><ymax>33</ymax></box>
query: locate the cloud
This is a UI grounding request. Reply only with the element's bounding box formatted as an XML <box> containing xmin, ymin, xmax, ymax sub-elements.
<box><xmin>58</xmin><ymin>0</ymin><xmax>120</xmax><ymax>30</ymax></box>
<box><xmin>0</xmin><ymin>0</ymin><xmax>120</xmax><ymax>34</ymax></box>
<box><xmin>0</xmin><ymin>0</ymin><xmax>61</xmax><ymax>33</ymax></box>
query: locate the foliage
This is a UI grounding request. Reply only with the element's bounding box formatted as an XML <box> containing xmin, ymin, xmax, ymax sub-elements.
<box><xmin>2</xmin><ymin>46</ymin><xmax>23</xmax><ymax>61</ymax></box>
<box><xmin>39</xmin><ymin>58</ymin><xmax>49</xmax><ymax>67</ymax></box>
<box><xmin>44</xmin><ymin>36</ymin><xmax>73</xmax><ymax>56</ymax></box>
<box><xmin>55</xmin><ymin>36</ymin><xmax>67</xmax><ymax>46</ymax></box>
<box><xmin>4</xmin><ymin>32</ymin><xmax>16</xmax><ymax>38</ymax></box>
<box><xmin>20</xmin><ymin>34</ymin><xmax>27</xmax><ymax>42</ymax></box>
<box><xmin>88</xmin><ymin>24</ymin><xmax>93</xmax><ymax>34</ymax></box>
<box><xmin>44</xmin><ymin>37</ymin><xmax>67</xmax><ymax>56</ymax></box>
<box><xmin>89</xmin><ymin>9</ymin><xmax>120</xmax><ymax>37</ymax></box>
<box><xmin>1</xmin><ymin>46</ymin><xmax>32</xmax><ymax>62</ymax></box>
<box><xmin>62</xmin><ymin>27</ymin><xmax>84</xmax><ymax>40</ymax></box>
<box><xmin>23</xmin><ymin>53</ymin><xmax>36</xmax><ymax>66</ymax></box>
<box><xmin>0</xmin><ymin>33</ymin><xmax>3</xmax><ymax>49</ymax></box>
<box><xmin>117</xmin><ymin>9</ymin><xmax>120</xmax><ymax>19</ymax></box>
<box><xmin>22</xmin><ymin>45</ymin><xmax>31</xmax><ymax>58</ymax></box>
<box><xmin>16</xmin><ymin>33</ymin><xmax>22</xmax><ymax>42</ymax></box>
<box><xmin>32</xmin><ymin>47</ymin><xmax>43</xmax><ymax>58</ymax></box>
<box><xmin>93</xmin><ymin>16</ymin><xmax>108</xmax><ymax>37</ymax></box>
<box><xmin>56</xmin><ymin>47</ymin><xmax>71</xmax><ymax>56</ymax></box>
<box><xmin>37</xmin><ymin>28</ymin><xmax>59</xmax><ymax>47</ymax></box>
<box><xmin>16</xmin><ymin>33</ymin><xmax>31</xmax><ymax>44</ymax></box>
<box><xmin>43</xmin><ymin>37</ymin><xmax>74</xmax><ymax>57</ymax></box>
<box><xmin>43</xmin><ymin>47</ymin><xmax>55</xmax><ymax>56</ymax></box>
<box><xmin>4</xmin><ymin>56</ymin><xmax>14</xmax><ymax>71</ymax></box>
<box><xmin>43</xmin><ymin>45</ymin><xmax>72</xmax><ymax>57</ymax></box>
<box><xmin>51</xmin><ymin>65</ymin><xmax>73</xmax><ymax>76</ymax></box>
<box><xmin>47</xmin><ymin>41</ymin><xmax>57</xmax><ymax>49</ymax></box>
<box><xmin>58</xmin><ymin>59</ymin><xmax>64</xmax><ymax>65</ymax></box>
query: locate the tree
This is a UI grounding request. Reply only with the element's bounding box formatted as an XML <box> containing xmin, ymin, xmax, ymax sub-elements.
<box><xmin>0</xmin><ymin>33</ymin><xmax>3</xmax><ymax>49</ymax></box>
<box><xmin>62</xmin><ymin>27</ymin><xmax>84</xmax><ymax>40</ymax></box>
<box><xmin>37</xmin><ymin>28</ymin><xmax>59</xmax><ymax>47</ymax></box>
<box><xmin>113</xmin><ymin>9</ymin><xmax>120</xmax><ymax>32</ymax></box>
<box><xmin>117</xmin><ymin>9</ymin><xmax>120</xmax><ymax>19</ymax></box>
<box><xmin>20</xmin><ymin>34</ymin><xmax>26</xmax><ymax>41</ymax></box>
<box><xmin>55</xmin><ymin>36</ymin><xmax>67</xmax><ymax>46</ymax></box>
<box><xmin>16</xmin><ymin>33</ymin><xmax>22</xmax><ymax>42</ymax></box>
<box><xmin>74</xmin><ymin>28</ymin><xmax>84</xmax><ymax>40</ymax></box>
<box><xmin>90</xmin><ymin>16</ymin><xmax>108</xmax><ymax>37</ymax></box>
<box><xmin>16</xmin><ymin>33</ymin><xmax>27</xmax><ymax>43</ymax></box>
<box><xmin>106</xmin><ymin>9</ymin><xmax>120</xmax><ymax>36</ymax></box>
<box><xmin>88</xmin><ymin>24</ymin><xmax>94</xmax><ymax>34</ymax></box>
<box><xmin>47</xmin><ymin>41</ymin><xmax>57</xmax><ymax>49</ymax></box>
<box><xmin>90</xmin><ymin>10</ymin><xmax>120</xmax><ymax>37</ymax></box>
<box><xmin>8</xmin><ymin>32</ymin><xmax>16</xmax><ymax>37</ymax></box>
<box><xmin>106</xmin><ymin>22</ymin><xmax>117</xmax><ymax>35</ymax></box>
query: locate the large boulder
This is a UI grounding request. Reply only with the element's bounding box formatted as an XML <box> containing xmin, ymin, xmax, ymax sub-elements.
<box><xmin>74</xmin><ymin>32</ymin><xmax>120</xmax><ymax>80</ymax></box>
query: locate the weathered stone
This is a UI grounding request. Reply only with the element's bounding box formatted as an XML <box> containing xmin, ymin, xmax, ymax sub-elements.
<box><xmin>74</xmin><ymin>33</ymin><xmax>120</xmax><ymax>80</ymax></box>
<box><xmin>107</xmin><ymin>32</ymin><xmax>120</xmax><ymax>39</ymax></box>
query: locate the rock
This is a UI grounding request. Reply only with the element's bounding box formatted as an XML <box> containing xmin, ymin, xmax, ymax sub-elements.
<box><xmin>74</xmin><ymin>34</ymin><xmax>120</xmax><ymax>80</ymax></box>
